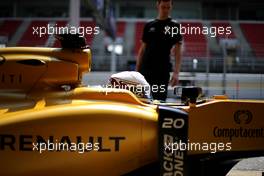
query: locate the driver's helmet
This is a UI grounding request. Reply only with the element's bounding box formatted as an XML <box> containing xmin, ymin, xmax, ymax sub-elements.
<box><xmin>108</xmin><ymin>71</ymin><xmax>152</xmax><ymax>99</ymax></box>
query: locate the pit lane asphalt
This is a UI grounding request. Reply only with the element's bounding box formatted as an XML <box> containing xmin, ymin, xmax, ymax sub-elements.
<box><xmin>228</xmin><ymin>157</ymin><xmax>264</xmax><ymax>175</ymax></box>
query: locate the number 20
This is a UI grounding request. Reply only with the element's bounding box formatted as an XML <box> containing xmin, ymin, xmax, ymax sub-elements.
<box><xmin>162</xmin><ymin>118</ymin><xmax>185</xmax><ymax>129</ymax></box>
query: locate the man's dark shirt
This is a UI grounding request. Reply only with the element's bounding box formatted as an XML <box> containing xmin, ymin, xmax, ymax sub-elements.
<box><xmin>139</xmin><ymin>18</ymin><xmax>182</xmax><ymax>76</ymax></box>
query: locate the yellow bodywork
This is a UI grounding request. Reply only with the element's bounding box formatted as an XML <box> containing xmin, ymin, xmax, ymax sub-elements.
<box><xmin>0</xmin><ymin>88</ymin><xmax>158</xmax><ymax>176</ymax></box>
<box><xmin>0</xmin><ymin>47</ymin><xmax>91</xmax><ymax>92</ymax></box>
<box><xmin>188</xmin><ymin>99</ymin><xmax>264</xmax><ymax>154</ymax></box>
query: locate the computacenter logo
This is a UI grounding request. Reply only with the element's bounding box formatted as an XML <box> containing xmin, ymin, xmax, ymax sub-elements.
<box><xmin>213</xmin><ymin>110</ymin><xmax>264</xmax><ymax>141</ymax></box>
<box><xmin>234</xmin><ymin>110</ymin><xmax>253</xmax><ymax>125</ymax></box>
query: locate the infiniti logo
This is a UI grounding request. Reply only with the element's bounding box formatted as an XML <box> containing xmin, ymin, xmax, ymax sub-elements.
<box><xmin>234</xmin><ymin>110</ymin><xmax>253</xmax><ymax>125</ymax></box>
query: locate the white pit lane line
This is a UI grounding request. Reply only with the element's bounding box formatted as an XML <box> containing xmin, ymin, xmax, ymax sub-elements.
<box><xmin>228</xmin><ymin>171</ymin><xmax>263</xmax><ymax>176</ymax></box>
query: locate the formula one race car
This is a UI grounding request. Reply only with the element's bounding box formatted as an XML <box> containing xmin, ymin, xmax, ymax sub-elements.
<box><xmin>0</xmin><ymin>34</ymin><xmax>263</xmax><ymax>176</ymax></box>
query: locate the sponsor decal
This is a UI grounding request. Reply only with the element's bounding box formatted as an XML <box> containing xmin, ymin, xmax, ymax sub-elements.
<box><xmin>0</xmin><ymin>73</ymin><xmax>22</xmax><ymax>84</ymax></box>
<box><xmin>158</xmin><ymin>107</ymin><xmax>188</xmax><ymax>176</ymax></box>
<box><xmin>213</xmin><ymin>110</ymin><xmax>264</xmax><ymax>141</ymax></box>
<box><xmin>234</xmin><ymin>110</ymin><xmax>253</xmax><ymax>125</ymax></box>
<box><xmin>0</xmin><ymin>135</ymin><xmax>125</xmax><ymax>153</ymax></box>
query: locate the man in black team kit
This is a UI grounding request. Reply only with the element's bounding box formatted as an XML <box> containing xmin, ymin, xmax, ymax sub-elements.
<box><xmin>136</xmin><ymin>0</ymin><xmax>182</xmax><ymax>101</ymax></box>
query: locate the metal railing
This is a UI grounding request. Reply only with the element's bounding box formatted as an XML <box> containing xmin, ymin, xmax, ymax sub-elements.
<box><xmin>91</xmin><ymin>55</ymin><xmax>264</xmax><ymax>73</ymax></box>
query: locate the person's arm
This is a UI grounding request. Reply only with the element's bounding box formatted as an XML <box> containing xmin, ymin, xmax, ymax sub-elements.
<box><xmin>136</xmin><ymin>42</ymin><xmax>146</xmax><ymax>71</ymax></box>
<box><xmin>170</xmin><ymin>43</ymin><xmax>182</xmax><ymax>87</ymax></box>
